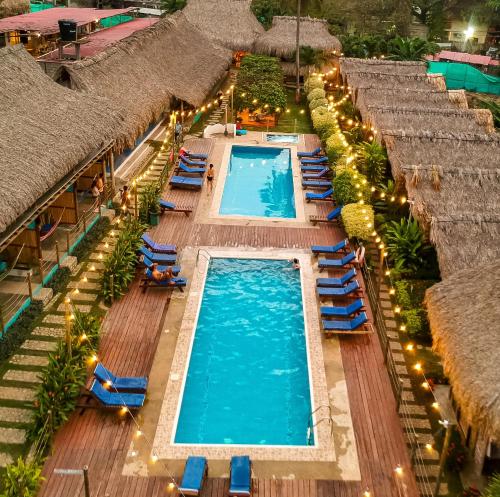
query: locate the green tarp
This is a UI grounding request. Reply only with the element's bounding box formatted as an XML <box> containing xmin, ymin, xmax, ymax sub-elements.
<box><xmin>30</xmin><ymin>3</ymin><xmax>54</xmax><ymax>12</ymax></box>
<box><xmin>428</xmin><ymin>61</ymin><xmax>500</xmax><ymax>96</ymax></box>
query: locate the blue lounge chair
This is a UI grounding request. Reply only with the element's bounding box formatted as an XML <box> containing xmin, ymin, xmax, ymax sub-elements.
<box><xmin>139</xmin><ymin>246</ymin><xmax>176</xmax><ymax>265</ymax></box>
<box><xmin>142</xmin><ymin>257</ymin><xmax>180</xmax><ymax>275</ymax></box>
<box><xmin>305</xmin><ymin>188</ymin><xmax>334</xmax><ymax>202</ymax></box>
<box><xmin>141</xmin><ymin>269</ymin><xmax>187</xmax><ymax>292</ymax></box>
<box><xmin>93</xmin><ymin>363</ymin><xmax>148</xmax><ymax>393</ymax></box>
<box><xmin>309</xmin><ymin>206</ymin><xmax>342</xmax><ymax>225</ymax></box>
<box><xmin>318</xmin><ymin>252</ymin><xmax>356</xmax><ymax>269</ymax></box>
<box><xmin>316</xmin><ymin>268</ymin><xmax>357</xmax><ymax>287</ymax></box>
<box><xmin>302</xmin><ymin>180</ymin><xmax>332</xmax><ymax>189</ymax></box>
<box><xmin>317</xmin><ymin>280</ymin><xmax>360</xmax><ymax>298</ymax></box>
<box><xmin>180</xmin><ymin>156</ymin><xmax>207</xmax><ymax>167</ymax></box>
<box><xmin>301</xmin><ymin>165</ymin><xmax>326</xmax><ymax>172</ymax></box>
<box><xmin>322</xmin><ymin>312</ymin><xmax>371</xmax><ymax>335</ymax></box>
<box><xmin>321</xmin><ymin>298</ymin><xmax>365</xmax><ymax>318</ymax></box>
<box><xmin>88</xmin><ymin>379</ymin><xmax>145</xmax><ymax>409</ymax></box>
<box><xmin>170</xmin><ymin>176</ymin><xmax>203</xmax><ymax>190</ymax></box>
<box><xmin>178</xmin><ymin>456</ymin><xmax>208</xmax><ymax>496</ymax></box>
<box><xmin>302</xmin><ymin>168</ymin><xmax>330</xmax><ymax>179</ymax></box>
<box><xmin>183</xmin><ymin>151</ymin><xmax>208</xmax><ymax>160</ymax></box>
<box><xmin>159</xmin><ymin>199</ymin><xmax>192</xmax><ymax>216</ymax></box>
<box><xmin>177</xmin><ymin>162</ymin><xmax>205</xmax><ymax>176</ymax></box>
<box><xmin>297</xmin><ymin>146</ymin><xmax>321</xmax><ymax>158</ymax></box>
<box><xmin>300</xmin><ymin>156</ymin><xmax>328</xmax><ymax>165</ymax></box>
<box><xmin>229</xmin><ymin>456</ymin><xmax>251</xmax><ymax>496</ymax></box>
<box><xmin>311</xmin><ymin>239</ymin><xmax>349</xmax><ymax>255</ymax></box>
<box><xmin>141</xmin><ymin>234</ymin><xmax>176</xmax><ymax>254</ymax></box>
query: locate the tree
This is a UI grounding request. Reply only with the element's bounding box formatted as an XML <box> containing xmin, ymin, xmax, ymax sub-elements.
<box><xmin>160</xmin><ymin>0</ymin><xmax>186</xmax><ymax>14</ymax></box>
<box><xmin>251</xmin><ymin>0</ymin><xmax>285</xmax><ymax>29</ymax></box>
<box><xmin>387</xmin><ymin>36</ymin><xmax>439</xmax><ymax>60</ymax></box>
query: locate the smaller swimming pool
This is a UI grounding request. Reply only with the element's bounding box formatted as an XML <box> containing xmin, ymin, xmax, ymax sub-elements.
<box><xmin>266</xmin><ymin>133</ymin><xmax>300</xmax><ymax>144</ymax></box>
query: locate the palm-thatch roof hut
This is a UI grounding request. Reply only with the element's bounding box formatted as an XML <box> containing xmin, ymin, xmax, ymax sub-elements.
<box><xmin>341</xmin><ymin>58</ymin><xmax>427</xmax><ymax>75</ymax></box>
<box><xmin>0</xmin><ymin>0</ymin><xmax>29</xmax><ymax>18</ymax></box>
<box><xmin>254</xmin><ymin>16</ymin><xmax>341</xmax><ymax>58</ymax></box>
<box><xmin>0</xmin><ymin>44</ymin><xmax>122</xmax><ymax>239</ymax></box>
<box><xmin>182</xmin><ymin>0</ymin><xmax>264</xmax><ymax>52</ymax></box>
<box><xmin>61</xmin><ymin>11</ymin><xmax>232</xmax><ymax>149</ymax></box>
<box><xmin>343</xmin><ymin>70</ymin><xmax>447</xmax><ymax>92</ymax></box>
<box><xmin>425</xmin><ymin>262</ymin><xmax>500</xmax><ymax>476</ymax></box>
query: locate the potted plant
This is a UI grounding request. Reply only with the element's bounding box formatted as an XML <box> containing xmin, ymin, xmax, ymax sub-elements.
<box><xmin>139</xmin><ymin>183</ymin><xmax>161</xmax><ymax>226</ymax></box>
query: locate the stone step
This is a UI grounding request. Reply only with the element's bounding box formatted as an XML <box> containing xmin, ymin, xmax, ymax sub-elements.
<box><xmin>0</xmin><ymin>407</ymin><xmax>33</xmax><ymax>423</ymax></box>
<box><xmin>3</xmin><ymin>370</ymin><xmax>42</xmax><ymax>384</ymax></box>
<box><xmin>80</xmin><ymin>271</ymin><xmax>101</xmax><ymax>281</ymax></box>
<box><xmin>9</xmin><ymin>355</ymin><xmax>49</xmax><ymax>367</ymax></box>
<box><xmin>0</xmin><ymin>386</ymin><xmax>36</xmax><ymax>402</ymax></box>
<box><xmin>67</xmin><ymin>280</ymin><xmax>100</xmax><ymax>291</ymax></box>
<box><xmin>0</xmin><ymin>453</ymin><xmax>13</xmax><ymax>468</ymax></box>
<box><xmin>405</xmin><ymin>432</ymin><xmax>435</xmax><ymax>445</ymax></box>
<box><xmin>418</xmin><ymin>481</ymin><xmax>448</xmax><ymax>496</ymax></box>
<box><xmin>32</xmin><ymin>326</ymin><xmax>64</xmax><ymax>338</ymax></box>
<box><xmin>0</xmin><ymin>427</ymin><xmax>26</xmax><ymax>445</ymax></box>
<box><xmin>57</xmin><ymin>303</ymin><xmax>91</xmax><ymax>313</ymax></box>
<box><xmin>400</xmin><ymin>404</ymin><xmax>427</xmax><ymax>416</ymax></box>
<box><xmin>20</xmin><ymin>340</ymin><xmax>57</xmax><ymax>352</ymax></box>
<box><xmin>66</xmin><ymin>291</ymin><xmax>97</xmax><ymax>303</ymax></box>
<box><xmin>415</xmin><ymin>463</ymin><xmax>440</xmax><ymax>478</ymax></box>
<box><xmin>402</xmin><ymin>418</ymin><xmax>432</xmax><ymax>430</ymax></box>
<box><xmin>89</xmin><ymin>252</ymin><xmax>106</xmax><ymax>262</ymax></box>
<box><xmin>42</xmin><ymin>315</ymin><xmax>66</xmax><ymax>326</ymax></box>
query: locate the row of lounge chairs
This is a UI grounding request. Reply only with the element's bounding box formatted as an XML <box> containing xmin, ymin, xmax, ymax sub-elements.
<box><xmin>309</xmin><ymin>240</ymin><xmax>372</xmax><ymax>335</ymax></box>
<box><xmin>170</xmin><ymin>149</ymin><xmax>209</xmax><ymax>190</ymax></box>
<box><xmin>179</xmin><ymin>455</ymin><xmax>251</xmax><ymax>496</ymax></box>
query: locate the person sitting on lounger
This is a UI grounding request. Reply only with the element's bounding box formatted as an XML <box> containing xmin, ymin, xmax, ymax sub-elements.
<box><xmin>151</xmin><ymin>263</ymin><xmax>175</xmax><ymax>284</ymax></box>
<box><xmin>354</xmin><ymin>243</ymin><xmax>365</xmax><ymax>268</ymax></box>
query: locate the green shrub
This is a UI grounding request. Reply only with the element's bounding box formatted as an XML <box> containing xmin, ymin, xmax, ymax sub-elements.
<box><xmin>356</xmin><ymin>141</ymin><xmax>388</xmax><ymax>186</ymax></box>
<box><xmin>71</xmin><ymin>216</ymin><xmax>111</xmax><ymax>261</ymax></box>
<box><xmin>309</xmin><ymin>97</ymin><xmax>328</xmax><ymax>111</ymax></box>
<box><xmin>46</xmin><ymin>267</ymin><xmax>71</xmax><ymax>295</ymax></box>
<box><xmin>395</xmin><ymin>279</ymin><xmax>438</xmax><ymax>308</ymax></box>
<box><xmin>341</xmin><ymin>204</ymin><xmax>374</xmax><ymax>241</ymax></box>
<box><xmin>100</xmin><ymin>217</ymin><xmax>147</xmax><ymax>303</ymax></box>
<box><xmin>139</xmin><ymin>182</ymin><xmax>161</xmax><ymax>223</ymax></box>
<box><xmin>332</xmin><ymin>169</ymin><xmax>371</xmax><ymax>205</ymax></box>
<box><xmin>0</xmin><ymin>456</ymin><xmax>44</xmax><ymax>497</ymax></box>
<box><xmin>325</xmin><ymin>133</ymin><xmax>347</xmax><ymax>163</ymax></box>
<box><xmin>307</xmin><ymin>88</ymin><xmax>326</xmax><ymax>102</ymax></box>
<box><xmin>394</xmin><ymin>280</ymin><xmax>412</xmax><ymax>309</ymax></box>
<box><xmin>400</xmin><ymin>308</ymin><xmax>431</xmax><ymax>341</ymax></box>
<box><xmin>483</xmin><ymin>474</ymin><xmax>500</xmax><ymax>497</ymax></box>
<box><xmin>311</xmin><ymin>109</ymin><xmax>337</xmax><ymax>140</ymax></box>
<box><xmin>304</xmin><ymin>75</ymin><xmax>324</xmax><ymax>93</ymax></box>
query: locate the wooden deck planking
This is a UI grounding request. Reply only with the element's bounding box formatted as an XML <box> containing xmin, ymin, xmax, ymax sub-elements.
<box><xmin>38</xmin><ymin>136</ymin><xmax>418</xmax><ymax>497</ymax></box>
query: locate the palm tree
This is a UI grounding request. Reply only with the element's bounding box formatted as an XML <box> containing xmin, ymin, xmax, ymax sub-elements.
<box><xmin>387</xmin><ymin>37</ymin><xmax>439</xmax><ymax>61</ymax></box>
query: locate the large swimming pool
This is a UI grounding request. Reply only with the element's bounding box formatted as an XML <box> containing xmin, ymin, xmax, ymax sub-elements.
<box><xmin>174</xmin><ymin>258</ymin><xmax>312</xmax><ymax>446</ymax></box>
<box><xmin>219</xmin><ymin>146</ymin><xmax>296</xmax><ymax>219</ymax></box>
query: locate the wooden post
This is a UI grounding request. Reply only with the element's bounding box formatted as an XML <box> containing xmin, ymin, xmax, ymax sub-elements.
<box><xmin>83</xmin><ymin>466</ymin><xmax>90</xmax><ymax>497</ymax></box>
<box><xmin>109</xmin><ymin>151</ymin><xmax>116</xmax><ymax>191</ymax></box>
<box><xmin>64</xmin><ymin>298</ymin><xmax>72</xmax><ymax>358</ymax></box>
<box><xmin>39</xmin><ymin>258</ymin><xmax>44</xmax><ymax>286</ymax></box>
<box><xmin>27</xmin><ymin>272</ymin><xmax>33</xmax><ymax>300</ymax></box>
<box><xmin>134</xmin><ymin>184</ymin><xmax>138</xmax><ymax>219</ymax></box>
<box><xmin>83</xmin><ymin>215</ymin><xmax>87</xmax><ymax>234</ymax></box>
<box><xmin>434</xmin><ymin>423</ymin><xmax>453</xmax><ymax>497</ymax></box>
<box><xmin>295</xmin><ymin>0</ymin><xmax>301</xmax><ymax>104</ymax></box>
<box><xmin>0</xmin><ymin>306</ymin><xmax>4</xmax><ymax>335</ymax></box>
<box><xmin>55</xmin><ymin>241</ymin><xmax>60</xmax><ymax>266</ymax></box>
<box><xmin>110</xmin><ymin>275</ymin><xmax>114</xmax><ymax>304</ymax></box>
<box><xmin>377</xmin><ymin>249</ymin><xmax>385</xmax><ymax>297</ymax></box>
<box><xmin>66</xmin><ymin>231</ymin><xmax>71</xmax><ymax>254</ymax></box>
<box><xmin>72</xmin><ymin>181</ymin><xmax>79</xmax><ymax>223</ymax></box>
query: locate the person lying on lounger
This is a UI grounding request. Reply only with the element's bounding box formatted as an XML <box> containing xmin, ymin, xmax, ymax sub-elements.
<box><xmin>151</xmin><ymin>263</ymin><xmax>175</xmax><ymax>284</ymax></box>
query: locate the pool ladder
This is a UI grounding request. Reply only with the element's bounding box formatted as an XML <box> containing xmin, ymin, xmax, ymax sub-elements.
<box><xmin>195</xmin><ymin>248</ymin><xmax>212</xmax><ymax>274</ymax></box>
<box><xmin>306</xmin><ymin>405</ymin><xmax>334</xmax><ymax>446</ymax></box>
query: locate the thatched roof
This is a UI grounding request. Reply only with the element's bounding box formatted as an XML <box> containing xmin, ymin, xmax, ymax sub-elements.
<box><xmin>344</xmin><ymin>70</ymin><xmax>447</xmax><ymax>92</ymax></box>
<box><xmin>0</xmin><ymin>0</ymin><xmax>29</xmax><ymax>19</ymax></box>
<box><xmin>254</xmin><ymin>16</ymin><xmax>341</xmax><ymax>58</ymax></box>
<box><xmin>0</xmin><ymin>44</ymin><xmax>121</xmax><ymax>237</ymax></box>
<box><xmin>341</xmin><ymin>58</ymin><xmax>427</xmax><ymax>75</ymax></box>
<box><xmin>425</xmin><ymin>262</ymin><xmax>500</xmax><ymax>438</ymax></box>
<box><xmin>183</xmin><ymin>0</ymin><xmax>264</xmax><ymax>52</ymax></box>
<box><xmin>62</xmin><ymin>12</ymin><xmax>231</xmax><ymax>149</ymax></box>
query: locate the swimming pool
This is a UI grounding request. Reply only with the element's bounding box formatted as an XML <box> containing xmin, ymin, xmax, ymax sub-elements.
<box><xmin>174</xmin><ymin>258</ymin><xmax>312</xmax><ymax>446</ymax></box>
<box><xmin>219</xmin><ymin>146</ymin><xmax>296</xmax><ymax>219</ymax></box>
<box><xmin>266</xmin><ymin>133</ymin><xmax>300</xmax><ymax>144</ymax></box>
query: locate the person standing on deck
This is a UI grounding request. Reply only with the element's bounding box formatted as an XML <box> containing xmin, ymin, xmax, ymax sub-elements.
<box><xmin>206</xmin><ymin>164</ymin><xmax>215</xmax><ymax>196</ymax></box>
<box><xmin>175</xmin><ymin>122</ymin><xmax>182</xmax><ymax>143</ymax></box>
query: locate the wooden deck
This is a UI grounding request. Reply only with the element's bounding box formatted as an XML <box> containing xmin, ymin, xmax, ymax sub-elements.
<box><xmin>38</xmin><ymin>136</ymin><xmax>418</xmax><ymax>497</ymax></box>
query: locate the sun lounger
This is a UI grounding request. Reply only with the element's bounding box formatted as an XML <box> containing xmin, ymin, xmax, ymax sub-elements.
<box><xmin>322</xmin><ymin>312</ymin><xmax>372</xmax><ymax>335</ymax></box>
<box><xmin>170</xmin><ymin>176</ymin><xmax>203</xmax><ymax>190</ymax></box>
<box><xmin>229</xmin><ymin>456</ymin><xmax>252</xmax><ymax>497</ymax></box>
<box><xmin>142</xmin><ymin>256</ymin><xmax>180</xmax><ymax>275</ymax></box>
<box><xmin>159</xmin><ymin>199</ymin><xmax>192</xmax><ymax>216</ymax></box>
<box><xmin>141</xmin><ymin>234</ymin><xmax>176</xmax><ymax>254</ymax></box>
<box><xmin>180</xmin><ymin>156</ymin><xmax>207</xmax><ymax>167</ymax></box>
<box><xmin>321</xmin><ymin>299</ymin><xmax>365</xmax><ymax>318</ymax></box>
<box><xmin>302</xmin><ymin>167</ymin><xmax>330</xmax><ymax>179</ymax></box>
<box><xmin>317</xmin><ymin>280</ymin><xmax>360</xmax><ymax>298</ymax></box>
<box><xmin>297</xmin><ymin>147</ymin><xmax>321</xmax><ymax>158</ymax></box>
<box><xmin>305</xmin><ymin>188</ymin><xmax>334</xmax><ymax>202</ymax></box>
<box><xmin>176</xmin><ymin>162</ymin><xmax>206</xmax><ymax>176</ymax></box>
<box><xmin>316</xmin><ymin>268</ymin><xmax>357</xmax><ymax>287</ymax></box>
<box><xmin>178</xmin><ymin>456</ymin><xmax>208</xmax><ymax>496</ymax></box>
<box><xmin>309</xmin><ymin>206</ymin><xmax>342</xmax><ymax>225</ymax></box>
<box><xmin>93</xmin><ymin>363</ymin><xmax>148</xmax><ymax>393</ymax></box>
<box><xmin>139</xmin><ymin>246</ymin><xmax>176</xmax><ymax>265</ymax></box>
<box><xmin>311</xmin><ymin>239</ymin><xmax>349</xmax><ymax>255</ymax></box>
<box><xmin>300</xmin><ymin>156</ymin><xmax>328</xmax><ymax>165</ymax></box>
<box><xmin>141</xmin><ymin>269</ymin><xmax>187</xmax><ymax>292</ymax></box>
<box><xmin>318</xmin><ymin>252</ymin><xmax>356</xmax><ymax>269</ymax></box>
<box><xmin>301</xmin><ymin>165</ymin><xmax>327</xmax><ymax>172</ymax></box>
<box><xmin>183</xmin><ymin>151</ymin><xmax>208</xmax><ymax>160</ymax></box>
<box><xmin>88</xmin><ymin>379</ymin><xmax>145</xmax><ymax>409</ymax></box>
<box><xmin>302</xmin><ymin>180</ymin><xmax>332</xmax><ymax>189</ymax></box>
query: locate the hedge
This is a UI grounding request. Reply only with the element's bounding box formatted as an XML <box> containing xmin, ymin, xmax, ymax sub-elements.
<box><xmin>309</xmin><ymin>97</ymin><xmax>328</xmax><ymax>111</ymax></box>
<box><xmin>307</xmin><ymin>88</ymin><xmax>326</xmax><ymax>102</ymax></box>
<box><xmin>341</xmin><ymin>204</ymin><xmax>375</xmax><ymax>241</ymax></box>
<box><xmin>332</xmin><ymin>169</ymin><xmax>371</xmax><ymax>205</ymax></box>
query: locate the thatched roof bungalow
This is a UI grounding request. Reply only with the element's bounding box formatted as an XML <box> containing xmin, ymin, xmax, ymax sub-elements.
<box><xmin>0</xmin><ymin>0</ymin><xmax>29</xmax><ymax>18</ymax></box>
<box><xmin>254</xmin><ymin>16</ymin><xmax>341</xmax><ymax>58</ymax></box>
<box><xmin>60</xmin><ymin>11</ymin><xmax>232</xmax><ymax>149</ymax></box>
<box><xmin>0</xmin><ymin>44</ymin><xmax>122</xmax><ymax>242</ymax></box>
<box><xmin>343</xmin><ymin>70</ymin><xmax>446</xmax><ymax>92</ymax></box>
<box><xmin>341</xmin><ymin>58</ymin><xmax>427</xmax><ymax>75</ymax></box>
<box><xmin>425</xmin><ymin>262</ymin><xmax>500</xmax><ymax>476</ymax></box>
<box><xmin>182</xmin><ymin>0</ymin><xmax>264</xmax><ymax>52</ymax></box>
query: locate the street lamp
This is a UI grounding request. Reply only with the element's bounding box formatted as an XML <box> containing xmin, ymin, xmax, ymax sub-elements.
<box><xmin>463</xmin><ymin>26</ymin><xmax>474</xmax><ymax>51</ymax></box>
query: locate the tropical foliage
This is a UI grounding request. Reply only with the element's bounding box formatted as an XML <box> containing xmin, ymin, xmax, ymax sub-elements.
<box><xmin>341</xmin><ymin>204</ymin><xmax>374</xmax><ymax>241</ymax></box>
<box><xmin>160</xmin><ymin>0</ymin><xmax>186</xmax><ymax>14</ymax></box>
<box><xmin>386</xmin><ymin>37</ymin><xmax>439</xmax><ymax>61</ymax></box>
<box><xmin>139</xmin><ymin>182</ymin><xmax>161</xmax><ymax>223</ymax></box>
<box><xmin>356</xmin><ymin>141</ymin><xmax>388</xmax><ymax>186</ymax></box>
<box><xmin>325</xmin><ymin>133</ymin><xmax>347</xmax><ymax>162</ymax></box>
<box><xmin>483</xmin><ymin>474</ymin><xmax>500</xmax><ymax>497</ymax></box>
<box><xmin>339</xmin><ymin>33</ymin><xmax>388</xmax><ymax>58</ymax></box>
<box><xmin>309</xmin><ymin>97</ymin><xmax>328</xmax><ymax>111</ymax></box>
<box><xmin>306</xmin><ymin>88</ymin><xmax>326</xmax><ymax>102</ymax></box>
<box><xmin>304</xmin><ymin>75</ymin><xmax>324</xmax><ymax>93</ymax></box>
<box><xmin>0</xmin><ymin>457</ymin><xmax>44</xmax><ymax>497</ymax></box>
<box><xmin>251</xmin><ymin>0</ymin><xmax>284</xmax><ymax>29</ymax></box>
<box><xmin>332</xmin><ymin>169</ymin><xmax>371</xmax><ymax>205</ymax></box>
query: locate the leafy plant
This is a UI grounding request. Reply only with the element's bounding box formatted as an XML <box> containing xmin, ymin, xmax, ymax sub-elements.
<box><xmin>332</xmin><ymin>169</ymin><xmax>371</xmax><ymax>205</ymax></box>
<box><xmin>46</xmin><ymin>267</ymin><xmax>71</xmax><ymax>295</ymax></box>
<box><xmin>325</xmin><ymin>133</ymin><xmax>347</xmax><ymax>162</ymax></box>
<box><xmin>356</xmin><ymin>141</ymin><xmax>388</xmax><ymax>186</ymax></box>
<box><xmin>0</xmin><ymin>457</ymin><xmax>44</xmax><ymax>497</ymax></box>
<box><xmin>341</xmin><ymin>203</ymin><xmax>374</xmax><ymax>241</ymax></box>
<box><xmin>251</xmin><ymin>0</ymin><xmax>285</xmax><ymax>29</ymax></box>
<box><xmin>307</xmin><ymin>88</ymin><xmax>326</xmax><ymax>102</ymax></box>
<box><xmin>311</xmin><ymin>108</ymin><xmax>338</xmax><ymax>140</ymax></box>
<box><xmin>394</xmin><ymin>280</ymin><xmax>412</xmax><ymax>308</ymax></box>
<box><xmin>386</xmin><ymin>37</ymin><xmax>439</xmax><ymax>61</ymax></box>
<box><xmin>304</xmin><ymin>75</ymin><xmax>324</xmax><ymax>93</ymax></box>
<box><xmin>139</xmin><ymin>182</ymin><xmax>161</xmax><ymax>223</ymax></box>
<box><xmin>71</xmin><ymin>216</ymin><xmax>111</xmax><ymax>261</ymax></box>
<box><xmin>309</xmin><ymin>97</ymin><xmax>328</xmax><ymax>111</ymax></box>
<box><xmin>160</xmin><ymin>0</ymin><xmax>186</xmax><ymax>14</ymax></box>
<box><xmin>384</xmin><ymin>218</ymin><xmax>432</xmax><ymax>273</ymax></box>
<box><xmin>483</xmin><ymin>474</ymin><xmax>500</xmax><ymax>497</ymax></box>
<box><xmin>400</xmin><ymin>308</ymin><xmax>430</xmax><ymax>341</ymax></box>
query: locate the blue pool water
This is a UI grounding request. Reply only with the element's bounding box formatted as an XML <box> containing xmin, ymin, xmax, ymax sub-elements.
<box><xmin>175</xmin><ymin>258</ymin><xmax>312</xmax><ymax>446</ymax></box>
<box><xmin>266</xmin><ymin>134</ymin><xmax>299</xmax><ymax>144</ymax></box>
<box><xmin>219</xmin><ymin>146</ymin><xmax>296</xmax><ymax>218</ymax></box>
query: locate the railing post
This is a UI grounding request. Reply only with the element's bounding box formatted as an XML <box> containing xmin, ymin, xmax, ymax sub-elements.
<box><xmin>83</xmin><ymin>466</ymin><xmax>90</xmax><ymax>497</ymax></box>
<box><xmin>0</xmin><ymin>306</ymin><xmax>4</xmax><ymax>335</ymax></box>
<box><xmin>55</xmin><ymin>241</ymin><xmax>60</xmax><ymax>266</ymax></box>
<box><xmin>27</xmin><ymin>272</ymin><xmax>33</xmax><ymax>300</ymax></box>
<box><xmin>83</xmin><ymin>215</ymin><xmax>87</xmax><ymax>234</ymax></box>
<box><xmin>39</xmin><ymin>258</ymin><xmax>44</xmax><ymax>286</ymax></box>
<box><xmin>66</xmin><ymin>231</ymin><xmax>71</xmax><ymax>254</ymax></box>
